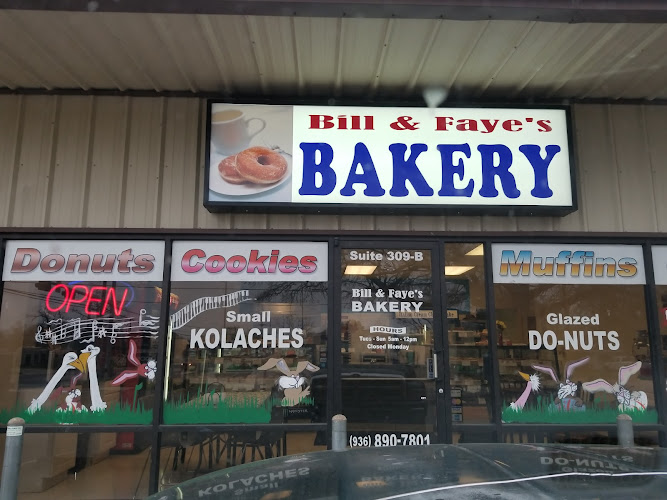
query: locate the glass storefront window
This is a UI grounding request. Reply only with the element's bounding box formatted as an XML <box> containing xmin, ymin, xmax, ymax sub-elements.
<box><xmin>445</xmin><ymin>243</ymin><xmax>490</xmax><ymax>424</ymax></box>
<box><xmin>492</xmin><ymin>244</ymin><xmax>656</xmax><ymax>424</ymax></box>
<box><xmin>0</xmin><ymin>240</ymin><xmax>164</xmax><ymax>425</ymax></box>
<box><xmin>164</xmin><ymin>241</ymin><xmax>328</xmax><ymax>424</ymax></box>
<box><xmin>158</xmin><ymin>430</ymin><xmax>326</xmax><ymax>489</ymax></box>
<box><xmin>1</xmin><ymin>431</ymin><xmax>152</xmax><ymax>499</ymax></box>
<box><xmin>340</xmin><ymin>247</ymin><xmax>436</xmax><ymax>445</ymax></box>
<box><xmin>652</xmin><ymin>246</ymin><xmax>667</xmax><ymax>405</ymax></box>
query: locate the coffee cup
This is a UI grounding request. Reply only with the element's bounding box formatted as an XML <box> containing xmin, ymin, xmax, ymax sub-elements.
<box><xmin>210</xmin><ymin>109</ymin><xmax>266</xmax><ymax>155</ymax></box>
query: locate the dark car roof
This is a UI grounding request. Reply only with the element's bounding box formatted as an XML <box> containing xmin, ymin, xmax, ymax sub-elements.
<box><xmin>146</xmin><ymin>443</ymin><xmax>667</xmax><ymax>499</ymax></box>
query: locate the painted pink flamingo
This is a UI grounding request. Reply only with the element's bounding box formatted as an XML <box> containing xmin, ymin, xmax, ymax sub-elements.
<box><xmin>509</xmin><ymin>372</ymin><xmax>541</xmax><ymax>411</ymax></box>
<box><xmin>111</xmin><ymin>339</ymin><xmax>157</xmax><ymax>386</ymax></box>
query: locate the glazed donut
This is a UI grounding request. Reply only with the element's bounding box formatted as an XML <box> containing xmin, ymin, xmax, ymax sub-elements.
<box><xmin>218</xmin><ymin>155</ymin><xmax>246</xmax><ymax>184</ymax></box>
<box><xmin>235</xmin><ymin>146</ymin><xmax>287</xmax><ymax>185</ymax></box>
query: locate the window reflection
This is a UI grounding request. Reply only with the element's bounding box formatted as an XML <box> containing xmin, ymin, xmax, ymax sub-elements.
<box><xmin>3</xmin><ymin>432</ymin><xmax>152</xmax><ymax>499</ymax></box>
<box><xmin>165</xmin><ymin>281</ymin><xmax>327</xmax><ymax>424</ymax></box>
<box><xmin>340</xmin><ymin>248</ymin><xmax>436</xmax><ymax>440</ymax></box>
<box><xmin>445</xmin><ymin>243</ymin><xmax>490</xmax><ymax>424</ymax></box>
<box><xmin>158</xmin><ymin>430</ymin><xmax>325</xmax><ymax>489</ymax></box>
<box><xmin>496</xmin><ymin>283</ymin><xmax>655</xmax><ymax>424</ymax></box>
<box><xmin>0</xmin><ymin>281</ymin><xmax>160</xmax><ymax>425</ymax></box>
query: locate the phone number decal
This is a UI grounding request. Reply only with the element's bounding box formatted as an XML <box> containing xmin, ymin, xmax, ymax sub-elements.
<box><xmin>349</xmin><ymin>433</ymin><xmax>431</xmax><ymax>447</ymax></box>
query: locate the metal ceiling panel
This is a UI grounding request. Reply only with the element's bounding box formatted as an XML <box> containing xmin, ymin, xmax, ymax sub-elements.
<box><xmin>204</xmin><ymin>15</ymin><xmax>264</xmax><ymax>95</ymax></box>
<box><xmin>451</xmin><ymin>20</ymin><xmax>537</xmax><ymax>93</ymax></box>
<box><xmin>410</xmin><ymin>20</ymin><xmax>490</xmax><ymax>93</ymax></box>
<box><xmin>0</xmin><ymin>11</ymin><xmax>75</xmax><ymax>90</ymax></box>
<box><xmin>550</xmin><ymin>24</ymin><xmax>658</xmax><ymax>99</ymax></box>
<box><xmin>64</xmin><ymin>12</ymin><xmax>160</xmax><ymax>91</ymax></box>
<box><xmin>293</xmin><ymin>17</ymin><xmax>340</xmax><ymax>95</ymax></box>
<box><xmin>0</xmin><ymin>10</ymin><xmax>665</xmax><ymax>100</ymax></box>
<box><xmin>372</xmin><ymin>18</ymin><xmax>439</xmax><ymax>94</ymax></box>
<box><xmin>338</xmin><ymin>17</ymin><xmax>390</xmax><ymax>96</ymax></box>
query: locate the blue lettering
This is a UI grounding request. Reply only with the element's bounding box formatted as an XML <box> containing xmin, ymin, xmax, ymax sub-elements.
<box><xmin>478</xmin><ymin>144</ymin><xmax>520</xmax><ymax>199</ymax></box>
<box><xmin>500</xmin><ymin>250</ymin><xmax>533</xmax><ymax>276</ymax></box>
<box><xmin>298</xmin><ymin>142</ymin><xmax>336</xmax><ymax>196</ymax></box>
<box><xmin>437</xmin><ymin>144</ymin><xmax>474</xmax><ymax>197</ymax></box>
<box><xmin>388</xmin><ymin>143</ymin><xmax>433</xmax><ymax>197</ymax></box>
<box><xmin>519</xmin><ymin>144</ymin><xmax>560</xmax><ymax>198</ymax></box>
<box><xmin>340</xmin><ymin>143</ymin><xmax>385</xmax><ymax>197</ymax></box>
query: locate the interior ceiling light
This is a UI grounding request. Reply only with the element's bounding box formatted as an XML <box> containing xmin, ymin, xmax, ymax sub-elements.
<box><xmin>465</xmin><ymin>244</ymin><xmax>484</xmax><ymax>256</ymax></box>
<box><xmin>345</xmin><ymin>265</ymin><xmax>377</xmax><ymax>275</ymax></box>
<box><xmin>444</xmin><ymin>266</ymin><xmax>474</xmax><ymax>276</ymax></box>
<box><xmin>422</xmin><ymin>86</ymin><xmax>448</xmax><ymax>108</ymax></box>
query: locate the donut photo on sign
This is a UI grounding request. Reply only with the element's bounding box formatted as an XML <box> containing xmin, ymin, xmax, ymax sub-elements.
<box><xmin>207</xmin><ymin>104</ymin><xmax>292</xmax><ymax>202</ymax></box>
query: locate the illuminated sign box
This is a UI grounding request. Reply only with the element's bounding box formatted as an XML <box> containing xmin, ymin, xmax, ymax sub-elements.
<box><xmin>204</xmin><ymin>101</ymin><xmax>576</xmax><ymax>216</ymax></box>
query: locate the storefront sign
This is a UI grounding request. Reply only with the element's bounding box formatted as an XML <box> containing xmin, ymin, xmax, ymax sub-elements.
<box><xmin>44</xmin><ymin>283</ymin><xmax>130</xmax><ymax>316</ymax></box>
<box><xmin>651</xmin><ymin>246</ymin><xmax>667</xmax><ymax>285</ymax></box>
<box><xmin>205</xmin><ymin>102</ymin><xmax>574</xmax><ymax>215</ymax></box>
<box><xmin>492</xmin><ymin>244</ymin><xmax>645</xmax><ymax>284</ymax></box>
<box><xmin>2</xmin><ymin>240</ymin><xmax>164</xmax><ymax>281</ymax></box>
<box><xmin>171</xmin><ymin>241</ymin><xmax>327</xmax><ymax>282</ymax></box>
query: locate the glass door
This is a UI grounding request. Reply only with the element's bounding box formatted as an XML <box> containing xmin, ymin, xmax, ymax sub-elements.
<box><xmin>339</xmin><ymin>244</ymin><xmax>443</xmax><ymax>447</ymax></box>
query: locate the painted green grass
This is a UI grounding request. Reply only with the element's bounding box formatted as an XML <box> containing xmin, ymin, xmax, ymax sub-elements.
<box><xmin>163</xmin><ymin>389</ymin><xmax>315</xmax><ymax>424</ymax></box>
<box><xmin>502</xmin><ymin>395</ymin><xmax>658</xmax><ymax>424</ymax></box>
<box><xmin>163</xmin><ymin>391</ymin><xmax>273</xmax><ymax>424</ymax></box>
<box><xmin>0</xmin><ymin>402</ymin><xmax>152</xmax><ymax>425</ymax></box>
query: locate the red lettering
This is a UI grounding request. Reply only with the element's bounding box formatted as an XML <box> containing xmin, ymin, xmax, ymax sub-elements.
<box><xmin>247</xmin><ymin>250</ymin><xmax>268</xmax><ymax>273</ymax></box>
<box><xmin>103</xmin><ymin>287</ymin><xmax>129</xmax><ymax>316</ymax></box>
<box><xmin>268</xmin><ymin>250</ymin><xmax>279</xmax><ymax>273</ymax></box>
<box><xmin>85</xmin><ymin>286</ymin><xmax>106</xmax><ymax>315</ymax></box>
<box><xmin>480</xmin><ymin>119</ymin><xmax>499</xmax><ymax>133</ymax></box>
<box><xmin>45</xmin><ymin>284</ymin><xmax>69</xmax><ymax>312</ymax></box>
<box><xmin>299</xmin><ymin>256</ymin><xmax>318</xmax><ymax>273</ymax></box>
<box><xmin>537</xmin><ymin>119</ymin><xmax>552</xmax><ymax>132</ymax></box>
<box><xmin>435</xmin><ymin>116</ymin><xmax>454</xmax><ymax>131</ymax></box>
<box><xmin>133</xmin><ymin>254</ymin><xmax>154</xmax><ymax>273</ymax></box>
<box><xmin>64</xmin><ymin>254</ymin><xmax>91</xmax><ymax>273</ymax></box>
<box><xmin>279</xmin><ymin>255</ymin><xmax>298</xmax><ymax>273</ymax></box>
<box><xmin>309</xmin><ymin>114</ymin><xmax>335</xmax><ymax>129</ymax></box>
<box><xmin>204</xmin><ymin>255</ymin><xmax>225</xmax><ymax>273</ymax></box>
<box><xmin>337</xmin><ymin>115</ymin><xmax>347</xmax><ymax>129</ymax></box>
<box><xmin>65</xmin><ymin>285</ymin><xmax>89</xmax><ymax>312</ymax></box>
<box><xmin>45</xmin><ymin>284</ymin><xmax>130</xmax><ymax>316</ymax></box>
<box><xmin>40</xmin><ymin>254</ymin><xmax>66</xmax><ymax>272</ymax></box>
<box><xmin>182</xmin><ymin>249</ymin><xmax>205</xmax><ymax>273</ymax></box>
<box><xmin>503</xmin><ymin>119</ymin><xmax>523</xmax><ymax>132</ymax></box>
<box><xmin>456</xmin><ymin>119</ymin><xmax>477</xmax><ymax>132</ymax></box>
<box><xmin>226</xmin><ymin>255</ymin><xmax>247</xmax><ymax>273</ymax></box>
<box><xmin>11</xmin><ymin>248</ymin><xmax>41</xmax><ymax>273</ymax></box>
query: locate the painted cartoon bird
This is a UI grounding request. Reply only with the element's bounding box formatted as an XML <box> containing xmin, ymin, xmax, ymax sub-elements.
<box><xmin>82</xmin><ymin>345</ymin><xmax>107</xmax><ymax>411</ymax></box>
<box><xmin>51</xmin><ymin>371</ymin><xmax>85</xmax><ymax>412</ymax></box>
<box><xmin>258</xmin><ymin>358</ymin><xmax>320</xmax><ymax>405</ymax></box>
<box><xmin>509</xmin><ymin>372</ymin><xmax>541</xmax><ymax>411</ymax></box>
<box><xmin>111</xmin><ymin>339</ymin><xmax>157</xmax><ymax>386</ymax></box>
<box><xmin>532</xmin><ymin>356</ymin><xmax>589</xmax><ymax>411</ymax></box>
<box><xmin>56</xmin><ymin>388</ymin><xmax>86</xmax><ymax>413</ymax></box>
<box><xmin>28</xmin><ymin>350</ymin><xmax>91</xmax><ymax>412</ymax></box>
<box><xmin>583</xmin><ymin>361</ymin><xmax>648</xmax><ymax>411</ymax></box>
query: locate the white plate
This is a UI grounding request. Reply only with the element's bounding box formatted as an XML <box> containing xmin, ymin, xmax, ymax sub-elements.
<box><xmin>209</xmin><ymin>148</ymin><xmax>292</xmax><ymax>197</ymax></box>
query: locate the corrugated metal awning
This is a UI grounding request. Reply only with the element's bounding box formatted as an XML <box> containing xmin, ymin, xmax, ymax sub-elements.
<box><xmin>0</xmin><ymin>7</ymin><xmax>665</xmax><ymax>101</ymax></box>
